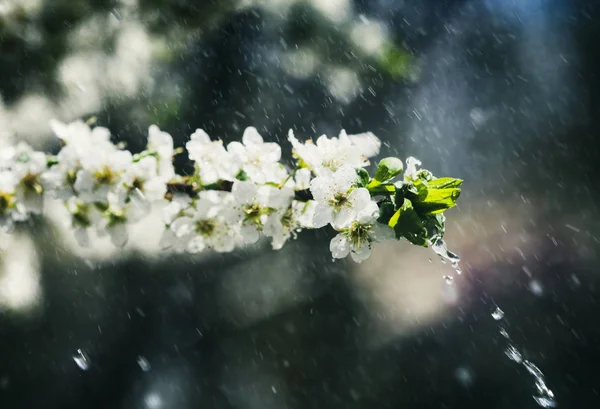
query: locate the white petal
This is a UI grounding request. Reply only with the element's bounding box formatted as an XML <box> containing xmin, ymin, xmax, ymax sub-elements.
<box><xmin>309</xmin><ymin>176</ymin><xmax>333</xmax><ymax>202</ymax></box>
<box><xmin>226</xmin><ymin>141</ymin><xmax>246</xmax><ymax>158</ymax></box>
<box><xmin>333</xmin><ymin>166</ymin><xmax>357</xmax><ymax>191</ymax></box>
<box><xmin>163</xmin><ymin>201</ymin><xmax>183</xmax><ymax>224</ymax></box>
<box><xmin>171</xmin><ymin>216</ymin><xmax>194</xmax><ymax>238</ymax></box>
<box><xmin>332</xmin><ymin>207</ymin><xmax>356</xmax><ymax>230</ymax></box>
<box><xmin>242</xmin><ymin>126</ymin><xmax>264</xmax><ymax>146</ymax></box>
<box><xmin>356</xmin><ymin>200</ymin><xmax>379</xmax><ymax>224</ymax></box>
<box><xmin>187</xmin><ymin>236</ymin><xmax>206</xmax><ymax>253</ymax></box>
<box><xmin>263</xmin><ymin>214</ymin><xmax>283</xmax><ymax>238</ymax></box>
<box><xmin>312</xmin><ymin>203</ymin><xmax>333</xmax><ymax>228</ymax></box>
<box><xmin>346</xmin><ymin>131</ymin><xmax>381</xmax><ymax>158</ymax></box>
<box><xmin>260</xmin><ymin>142</ymin><xmax>282</xmax><ymax>163</ymax></box>
<box><xmin>190</xmin><ymin>128</ymin><xmax>211</xmax><ymax>144</ymax></box>
<box><xmin>350</xmin><ymin>244</ymin><xmax>372</xmax><ymax>263</ymax></box>
<box><xmin>330</xmin><ymin>234</ymin><xmax>351</xmax><ymax>259</ymax></box>
<box><xmin>239</xmin><ymin>224</ymin><xmax>260</xmax><ymax>244</ymax></box>
<box><xmin>159</xmin><ymin>228</ymin><xmax>176</xmax><ymax>249</ymax></box>
<box><xmin>294</xmin><ymin>168</ymin><xmax>312</xmax><ymax>190</ymax></box>
<box><xmin>349</xmin><ymin>188</ymin><xmax>371</xmax><ymax>210</ymax></box>
<box><xmin>232</xmin><ymin>180</ymin><xmax>258</xmax><ymax>204</ymax></box>
<box><xmin>109</xmin><ymin>223</ymin><xmax>129</xmax><ymax>248</ymax></box>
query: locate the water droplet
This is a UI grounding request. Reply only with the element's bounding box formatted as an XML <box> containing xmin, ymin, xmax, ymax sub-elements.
<box><xmin>444</xmin><ymin>275</ymin><xmax>454</xmax><ymax>284</ymax></box>
<box><xmin>454</xmin><ymin>366</ymin><xmax>473</xmax><ymax>387</ymax></box>
<box><xmin>137</xmin><ymin>356</ymin><xmax>151</xmax><ymax>371</ymax></box>
<box><xmin>431</xmin><ymin>239</ymin><xmax>462</xmax><ymax>274</ymax></box>
<box><xmin>499</xmin><ymin>327</ymin><xmax>510</xmax><ymax>338</ymax></box>
<box><xmin>533</xmin><ymin>396</ymin><xmax>557</xmax><ymax>408</ymax></box>
<box><xmin>73</xmin><ymin>349</ymin><xmax>90</xmax><ymax>370</ymax></box>
<box><xmin>523</xmin><ymin>360</ymin><xmax>544</xmax><ymax>378</ymax></box>
<box><xmin>504</xmin><ymin>345</ymin><xmax>522</xmax><ymax>363</ymax></box>
<box><xmin>529</xmin><ymin>280</ymin><xmax>544</xmax><ymax>296</ymax></box>
<box><xmin>491</xmin><ymin>307</ymin><xmax>505</xmax><ymax>320</ymax></box>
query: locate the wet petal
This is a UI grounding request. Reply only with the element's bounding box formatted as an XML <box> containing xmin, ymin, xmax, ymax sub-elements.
<box><xmin>312</xmin><ymin>203</ymin><xmax>333</xmax><ymax>228</ymax></box>
<box><xmin>330</xmin><ymin>234</ymin><xmax>351</xmax><ymax>259</ymax></box>
<box><xmin>350</xmin><ymin>244</ymin><xmax>372</xmax><ymax>263</ymax></box>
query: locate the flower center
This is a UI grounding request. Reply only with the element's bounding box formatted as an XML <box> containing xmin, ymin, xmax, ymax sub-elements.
<box><xmin>66</xmin><ymin>170</ymin><xmax>78</xmax><ymax>186</ymax></box>
<box><xmin>94</xmin><ymin>166</ymin><xmax>115</xmax><ymax>185</ymax></box>
<box><xmin>0</xmin><ymin>192</ymin><xmax>14</xmax><ymax>214</ymax></box>
<box><xmin>329</xmin><ymin>192</ymin><xmax>350</xmax><ymax>210</ymax></box>
<box><xmin>243</xmin><ymin>203</ymin><xmax>263</xmax><ymax>226</ymax></box>
<box><xmin>280</xmin><ymin>207</ymin><xmax>295</xmax><ymax>230</ymax></box>
<box><xmin>21</xmin><ymin>173</ymin><xmax>43</xmax><ymax>194</ymax></box>
<box><xmin>71</xmin><ymin>203</ymin><xmax>91</xmax><ymax>227</ymax></box>
<box><xmin>131</xmin><ymin>177</ymin><xmax>144</xmax><ymax>191</ymax></box>
<box><xmin>346</xmin><ymin>222</ymin><xmax>373</xmax><ymax>248</ymax></box>
<box><xmin>321</xmin><ymin>159</ymin><xmax>340</xmax><ymax>171</ymax></box>
<box><xmin>196</xmin><ymin>219</ymin><xmax>216</xmax><ymax>237</ymax></box>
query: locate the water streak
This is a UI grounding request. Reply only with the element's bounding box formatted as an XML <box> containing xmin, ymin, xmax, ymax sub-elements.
<box><xmin>491</xmin><ymin>308</ymin><xmax>556</xmax><ymax>407</ymax></box>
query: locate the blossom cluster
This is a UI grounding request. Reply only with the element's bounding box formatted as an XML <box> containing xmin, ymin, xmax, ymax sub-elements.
<box><xmin>0</xmin><ymin>119</ymin><xmax>462</xmax><ymax>263</ymax></box>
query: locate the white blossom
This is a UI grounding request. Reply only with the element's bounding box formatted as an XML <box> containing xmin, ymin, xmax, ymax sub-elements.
<box><xmin>309</xmin><ymin>165</ymin><xmax>371</xmax><ymax>229</ymax></box>
<box><xmin>263</xmin><ymin>200</ymin><xmax>316</xmax><ymax>249</ymax></box>
<box><xmin>227</xmin><ymin>127</ymin><xmax>285</xmax><ymax>184</ymax></box>
<box><xmin>0</xmin><ymin>117</ymin><xmax>444</xmax><ymax>264</ymax></box>
<box><xmin>163</xmin><ymin>191</ymin><xmax>238</xmax><ymax>253</ymax></box>
<box><xmin>147</xmin><ymin>125</ymin><xmax>175</xmax><ymax>180</ymax></box>
<box><xmin>186</xmin><ymin>129</ymin><xmax>240</xmax><ymax>184</ymax></box>
<box><xmin>288</xmin><ymin>129</ymin><xmax>380</xmax><ymax>176</ymax></box>
<box><xmin>294</xmin><ymin>168</ymin><xmax>312</xmax><ymax>190</ymax></box>
<box><xmin>1</xmin><ymin>142</ymin><xmax>46</xmax><ymax>214</ymax></box>
<box><xmin>73</xmin><ymin>149</ymin><xmax>133</xmax><ymax>203</ymax></box>
<box><xmin>230</xmin><ymin>180</ymin><xmax>294</xmax><ymax>244</ymax></box>
<box><xmin>119</xmin><ymin>155</ymin><xmax>167</xmax><ymax>206</ymax></box>
<box><xmin>0</xmin><ymin>171</ymin><xmax>27</xmax><ymax>232</ymax></box>
<box><xmin>329</xmin><ymin>201</ymin><xmax>394</xmax><ymax>263</ymax></box>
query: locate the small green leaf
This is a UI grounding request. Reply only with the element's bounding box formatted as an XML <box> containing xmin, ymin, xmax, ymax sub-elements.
<box><xmin>374</xmin><ymin>157</ymin><xmax>404</xmax><ymax>183</ymax></box>
<box><xmin>388</xmin><ymin>198</ymin><xmax>428</xmax><ymax>246</ymax></box>
<box><xmin>236</xmin><ymin>170</ymin><xmax>248</xmax><ymax>181</ymax></box>
<box><xmin>355</xmin><ymin>168</ymin><xmax>370</xmax><ymax>187</ymax></box>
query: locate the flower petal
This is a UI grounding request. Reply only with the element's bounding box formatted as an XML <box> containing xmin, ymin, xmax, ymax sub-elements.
<box><xmin>350</xmin><ymin>244</ymin><xmax>372</xmax><ymax>263</ymax></box>
<box><xmin>330</xmin><ymin>234</ymin><xmax>351</xmax><ymax>259</ymax></box>
<box><xmin>312</xmin><ymin>203</ymin><xmax>333</xmax><ymax>228</ymax></box>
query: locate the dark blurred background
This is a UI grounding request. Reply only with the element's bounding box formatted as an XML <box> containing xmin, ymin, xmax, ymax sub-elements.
<box><xmin>1</xmin><ymin>0</ymin><xmax>600</xmax><ymax>408</ymax></box>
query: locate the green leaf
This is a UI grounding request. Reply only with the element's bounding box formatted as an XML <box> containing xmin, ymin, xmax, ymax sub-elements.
<box><xmin>427</xmin><ymin>177</ymin><xmax>463</xmax><ymax>189</ymax></box>
<box><xmin>374</xmin><ymin>157</ymin><xmax>404</xmax><ymax>183</ymax></box>
<box><xmin>388</xmin><ymin>198</ymin><xmax>428</xmax><ymax>246</ymax></box>
<box><xmin>377</xmin><ymin>200</ymin><xmax>396</xmax><ymax>225</ymax></box>
<box><xmin>355</xmin><ymin>168</ymin><xmax>370</xmax><ymax>187</ymax></box>
<box><xmin>412</xmin><ymin>186</ymin><xmax>461</xmax><ymax>215</ymax></box>
<box><xmin>368</xmin><ymin>183</ymin><xmax>396</xmax><ymax>196</ymax></box>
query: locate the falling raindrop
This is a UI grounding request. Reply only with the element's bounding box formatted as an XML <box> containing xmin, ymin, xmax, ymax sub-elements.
<box><xmin>491</xmin><ymin>307</ymin><xmax>505</xmax><ymax>320</ymax></box>
<box><xmin>73</xmin><ymin>349</ymin><xmax>90</xmax><ymax>371</ymax></box>
<box><xmin>533</xmin><ymin>396</ymin><xmax>557</xmax><ymax>408</ymax></box>
<box><xmin>137</xmin><ymin>355</ymin><xmax>151</xmax><ymax>372</ymax></box>
<box><xmin>504</xmin><ymin>345</ymin><xmax>523</xmax><ymax>363</ymax></box>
